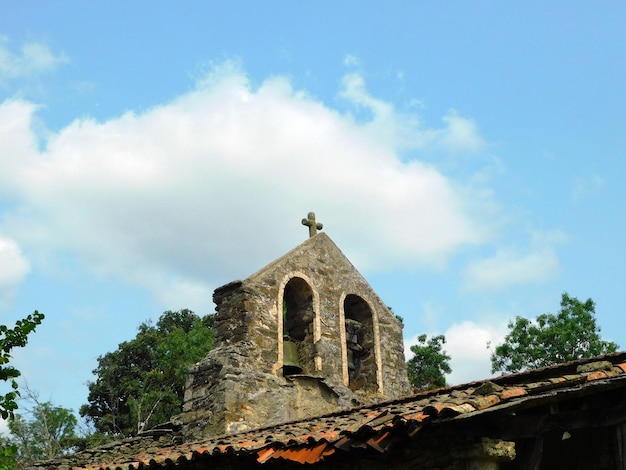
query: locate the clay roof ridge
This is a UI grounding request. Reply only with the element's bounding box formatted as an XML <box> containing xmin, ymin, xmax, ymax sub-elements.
<box><xmin>441</xmin><ymin>372</ymin><xmax>626</xmax><ymax>425</ymax></box>
<box><xmin>488</xmin><ymin>351</ymin><xmax>626</xmax><ymax>385</ymax></box>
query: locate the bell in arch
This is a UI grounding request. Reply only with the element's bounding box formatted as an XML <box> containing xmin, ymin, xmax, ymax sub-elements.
<box><xmin>345</xmin><ymin>318</ymin><xmax>363</xmax><ymax>376</ymax></box>
<box><xmin>283</xmin><ymin>340</ymin><xmax>303</xmax><ymax>375</ymax></box>
<box><xmin>347</xmin><ymin>349</ymin><xmax>356</xmax><ymax>373</ymax></box>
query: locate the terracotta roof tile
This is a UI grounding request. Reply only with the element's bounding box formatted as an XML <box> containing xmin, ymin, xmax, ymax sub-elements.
<box><xmin>467</xmin><ymin>394</ymin><xmax>501</xmax><ymax>410</ymax></box>
<box><xmin>366</xmin><ymin>430</ymin><xmax>394</xmax><ymax>453</ymax></box>
<box><xmin>402</xmin><ymin>411</ymin><xmax>431</xmax><ymax>424</ymax></box>
<box><xmin>438</xmin><ymin>403</ymin><xmax>475</xmax><ymax>418</ymax></box>
<box><xmin>563</xmin><ymin>374</ymin><xmax>582</xmax><ymax>381</ymax></box>
<box><xmin>500</xmin><ymin>387</ymin><xmax>527</xmax><ymax>400</ymax></box>
<box><xmin>547</xmin><ymin>376</ymin><xmax>567</xmax><ymax>384</ymax></box>
<box><xmin>606</xmin><ymin>367</ymin><xmax>622</xmax><ymax>377</ymax></box>
<box><xmin>38</xmin><ymin>351</ymin><xmax>626</xmax><ymax>470</ymax></box>
<box><xmin>586</xmin><ymin>370</ymin><xmax>608</xmax><ymax>381</ymax></box>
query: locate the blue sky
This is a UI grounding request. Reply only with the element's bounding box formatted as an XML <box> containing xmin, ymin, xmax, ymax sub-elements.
<box><xmin>1</xmin><ymin>2</ymin><xmax>625</xmax><ymax>430</ymax></box>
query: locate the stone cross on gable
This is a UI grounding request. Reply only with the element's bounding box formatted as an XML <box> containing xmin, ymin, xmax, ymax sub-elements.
<box><xmin>302</xmin><ymin>212</ymin><xmax>323</xmax><ymax>238</ymax></box>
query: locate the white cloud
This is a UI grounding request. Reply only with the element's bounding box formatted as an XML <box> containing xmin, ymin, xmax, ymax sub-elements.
<box><xmin>342</xmin><ymin>54</ymin><xmax>361</xmax><ymax>67</ymax></box>
<box><xmin>440</xmin><ymin>110</ymin><xmax>485</xmax><ymax>152</ymax></box>
<box><xmin>0</xmin><ymin>99</ymin><xmax>40</xmax><ymax>191</ymax></box>
<box><xmin>462</xmin><ymin>231</ymin><xmax>565</xmax><ymax>293</ymax></box>
<box><xmin>339</xmin><ymin>72</ymin><xmax>437</xmax><ymax>149</ymax></box>
<box><xmin>339</xmin><ymin>75</ymin><xmax>485</xmax><ymax>155</ymax></box>
<box><xmin>0</xmin><ymin>236</ymin><xmax>30</xmax><ymax>308</ymax></box>
<box><xmin>0</xmin><ymin>36</ymin><xmax>68</xmax><ymax>82</ymax></box>
<box><xmin>404</xmin><ymin>333</ymin><xmax>422</xmax><ymax>361</ymax></box>
<box><xmin>0</xmin><ymin>64</ymin><xmax>495</xmax><ymax>311</ymax></box>
<box><xmin>445</xmin><ymin>321</ymin><xmax>508</xmax><ymax>384</ymax></box>
<box><xmin>340</xmin><ymin>73</ymin><xmax>395</xmax><ymax>120</ymax></box>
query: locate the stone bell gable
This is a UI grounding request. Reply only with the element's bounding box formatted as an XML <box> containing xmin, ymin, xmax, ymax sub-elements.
<box><xmin>181</xmin><ymin>215</ymin><xmax>410</xmax><ymax>441</ymax></box>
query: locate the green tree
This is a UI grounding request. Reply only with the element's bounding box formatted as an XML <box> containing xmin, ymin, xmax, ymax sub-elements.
<box><xmin>80</xmin><ymin>309</ymin><xmax>214</xmax><ymax>437</ymax></box>
<box><xmin>0</xmin><ymin>436</ymin><xmax>18</xmax><ymax>470</ymax></box>
<box><xmin>1</xmin><ymin>311</ymin><xmax>45</xmax><ymax>421</ymax></box>
<box><xmin>407</xmin><ymin>334</ymin><xmax>452</xmax><ymax>390</ymax></box>
<box><xmin>0</xmin><ymin>312</ymin><xmax>45</xmax><ymax>469</ymax></box>
<box><xmin>491</xmin><ymin>292</ymin><xmax>619</xmax><ymax>374</ymax></box>
<box><xmin>7</xmin><ymin>389</ymin><xmax>78</xmax><ymax>465</ymax></box>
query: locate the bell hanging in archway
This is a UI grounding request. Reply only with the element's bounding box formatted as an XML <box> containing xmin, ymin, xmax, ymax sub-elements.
<box><xmin>347</xmin><ymin>349</ymin><xmax>356</xmax><ymax>373</ymax></box>
<box><xmin>283</xmin><ymin>340</ymin><xmax>303</xmax><ymax>375</ymax></box>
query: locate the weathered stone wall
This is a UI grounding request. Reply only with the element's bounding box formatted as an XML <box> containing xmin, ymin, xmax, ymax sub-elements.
<box><xmin>181</xmin><ymin>233</ymin><xmax>410</xmax><ymax>440</ymax></box>
<box><xmin>378</xmin><ymin>303</ymin><xmax>409</xmax><ymax>397</ymax></box>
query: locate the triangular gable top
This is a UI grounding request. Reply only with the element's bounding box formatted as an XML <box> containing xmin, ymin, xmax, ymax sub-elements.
<box><xmin>240</xmin><ymin>231</ymin><xmax>395</xmax><ymax>330</ymax></box>
<box><xmin>246</xmin><ymin>232</ymin><xmax>360</xmax><ymax>281</ymax></box>
<box><xmin>213</xmin><ymin>232</ymin><xmax>374</xmax><ymax>305</ymax></box>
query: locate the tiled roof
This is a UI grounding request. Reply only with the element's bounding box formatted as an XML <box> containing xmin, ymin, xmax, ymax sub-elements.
<box><xmin>33</xmin><ymin>352</ymin><xmax>626</xmax><ymax>469</ymax></box>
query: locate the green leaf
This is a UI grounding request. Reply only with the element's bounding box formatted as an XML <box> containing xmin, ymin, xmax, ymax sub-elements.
<box><xmin>0</xmin><ymin>312</ymin><xmax>44</xmax><ymax>421</ymax></box>
<box><xmin>80</xmin><ymin>309</ymin><xmax>215</xmax><ymax>436</ymax></box>
<box><xmin>490</xmin><ymin>293</ymin><xmax>618</xmax><ymax>373</ymax></box>
<box><xmin>407</xmin><ymin>334</ymin><xmax>452</xmax><ymax>390</ymax></box>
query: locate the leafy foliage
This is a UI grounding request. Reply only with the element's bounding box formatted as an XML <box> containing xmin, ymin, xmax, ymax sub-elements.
<box><xmin>490</xmin><ymin>292</ymin><xmax>619</xmax><ymax>373</ymax></box>
<box><xmin>80</xmin><ymin>309</ymin><xmax>214</xmax><ymax>437</ymax></box>
<box><xmin>0</xmin><ymin>439</ymin><xmax>18</xmax><ymax>470</ymax></box>
<box><xmin>407</xmin><ymin>334</ymin><xmax>452</xmax><ymax>390</ymax></box>
<box><xmin>7</xmin><ymin>389</ymin><xmax>78</xmax><ymax>465</ymax></box>
<box><xmin>0</xmin><ymin>311</ymin><xmax>44</xmax><ymax>421</ymax></box>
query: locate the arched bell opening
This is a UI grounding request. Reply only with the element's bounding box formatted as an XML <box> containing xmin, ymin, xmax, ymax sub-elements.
<box><xmin>344</xmin><ymin>294</ymin><xmax>378</xmax><ymax>392</ymax></box>
<box><xmin>282</xmin><ymin>277</ymin><xmax>315</xmax><ymax>376</ymax></box>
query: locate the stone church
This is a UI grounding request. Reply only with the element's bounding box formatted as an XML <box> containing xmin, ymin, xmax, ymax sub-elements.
<box><xmin>29</xmin><ymin>213</ymin><xmax>626</xmax><ymax>469</ymax></box>
<box><xmin>180</xmin><ymin>212</ymin><xmax>411</xmax><ymax>440</ymax></box>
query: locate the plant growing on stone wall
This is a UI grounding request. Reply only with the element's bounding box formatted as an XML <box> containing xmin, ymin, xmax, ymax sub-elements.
<box><xmin>80</xmin><ymin>309</ymin><xmax>215</xmax><ymax>437</ymax></box>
